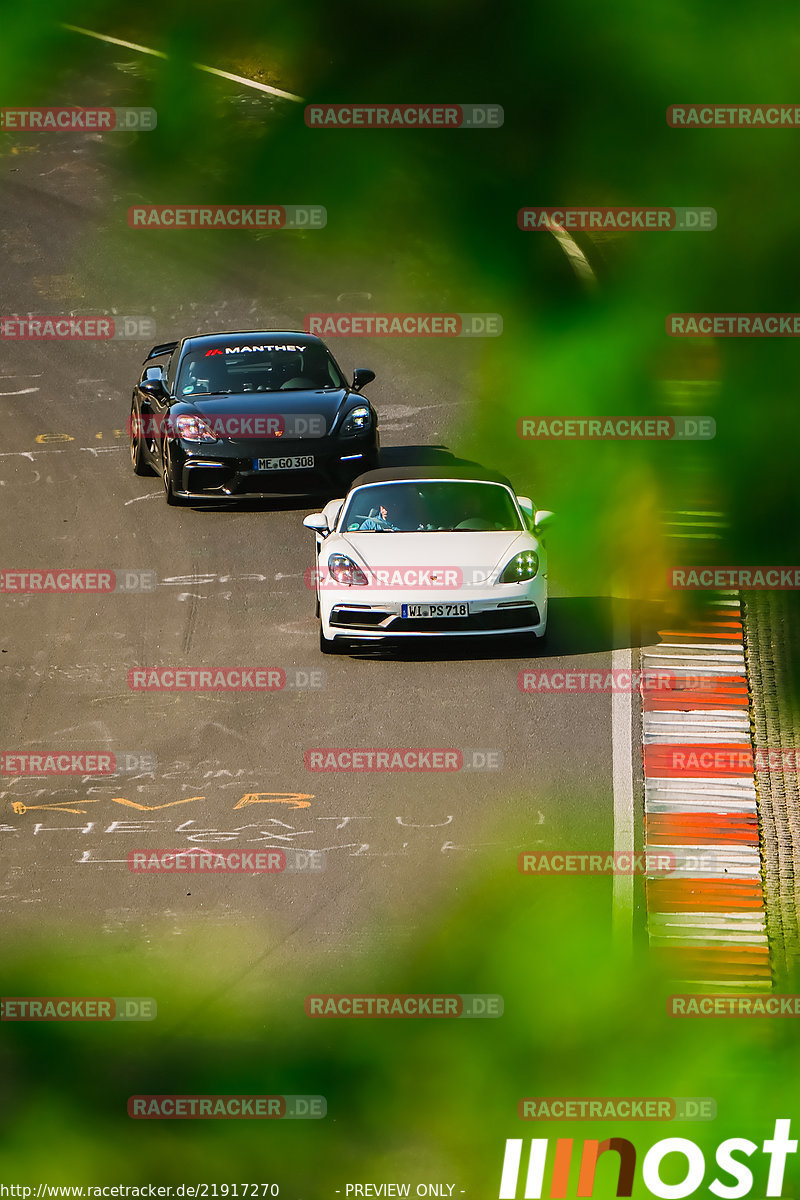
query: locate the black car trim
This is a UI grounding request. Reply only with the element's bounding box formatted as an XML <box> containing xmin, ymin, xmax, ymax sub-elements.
<box><xmin>144</xmin><ymin>341</ymin><xmax>179</xmax><ymax>362</ymax></box>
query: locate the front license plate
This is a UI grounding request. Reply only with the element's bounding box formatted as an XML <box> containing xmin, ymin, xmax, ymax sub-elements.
<box><xmin>254</xmin><ymin>455</ymin><xmax>315</xmax><ymax>471</ymax></box>
<box><xmin>401</xmin><ymin>603</ymin><xmax>470</xmax><ymax>618</ymax></box>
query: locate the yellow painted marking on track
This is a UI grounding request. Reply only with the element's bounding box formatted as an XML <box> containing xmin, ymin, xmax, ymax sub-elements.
<box><xmin>35</xmin><ymin>433</ymin><xmax>74</xmax><ymax>443</ymax></box>
<box><xmin>12</xmin><ymin>799</ymin><xmax>101</xmax><ymax>814</ymax></box>
<box><xmin>233</xmin><ymin>792</ymin><xmax>314</xmax><ymax>810</ymax></box>
<box><xmin>110</xmin><ymin>795</ymin><xmax>205</xmax><ymax>812</ymax></box>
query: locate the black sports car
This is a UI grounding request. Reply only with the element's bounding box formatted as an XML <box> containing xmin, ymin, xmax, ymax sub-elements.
<box><xmin>129</xmin><ymin>330</ymin><xmax>379</xmax><ymax>504</ymax></box>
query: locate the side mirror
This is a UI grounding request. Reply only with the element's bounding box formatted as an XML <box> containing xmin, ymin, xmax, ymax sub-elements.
<box><xmin>352</xmin><ymin>368</ymin><xmax>375</xmax><ymax>391</ymax></box>
<box><xmin>303</xmin><ymin>513</ymin><xmax>329</xmax><ymax>533</ymax></box>
<box><xmin>140</xmin><ymin>378</ymin><xmax>168</xmax><ymax>400</ymax></box>
<box><xmin>534</xmin><ymin>509</ymin><xmax>554</xmax><ymax>531</ymax></box>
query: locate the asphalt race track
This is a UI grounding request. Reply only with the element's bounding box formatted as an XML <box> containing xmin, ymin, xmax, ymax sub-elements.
<box><xmin>0</xmin><ymin>66</ymin><xmax>643</xmax><ymax>988</ymax></box>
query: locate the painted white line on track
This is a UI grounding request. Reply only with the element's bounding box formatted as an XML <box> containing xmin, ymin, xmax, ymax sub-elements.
<box><xmin>612</xmin><ymin>639</ymin><xmax>635</xmax><ymax>956</ymax></box>
<box><xmin>62</xmin><ymin>24</ymin><xmax>304</xmax><ymax>102</ymax></box>
<box><xmin>124</xmin><ymin>492</ymin><xmax>161</xmax><ymax>505</ymax></box>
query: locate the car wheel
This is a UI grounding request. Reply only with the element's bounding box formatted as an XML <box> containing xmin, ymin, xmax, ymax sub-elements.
<box><xmin>163</xmin><ymin>448</ymin><xmax>185</xmax><ymax>507</ymax></box>
<box><xmin>130</xmin><ymin>407</ymin><xmax>155</xmax><ymax>476</ymax></box>
<box><xmin>319</xmin><ymin>625</ymin><xmax>345</xmax><ymax>655</ymax></box>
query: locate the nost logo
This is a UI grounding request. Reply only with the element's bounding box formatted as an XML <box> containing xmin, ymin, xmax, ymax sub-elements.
<box><xmin>498</xmin><ymin>1118</ymin><xmax>797</xmax><ymax>1198</ymax></box>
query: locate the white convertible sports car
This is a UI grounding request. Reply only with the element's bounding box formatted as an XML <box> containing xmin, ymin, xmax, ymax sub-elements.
<box><xmin>302</xmin><ymin>465</ymin><xmax>552</xmax><ymax>653</ymax></box>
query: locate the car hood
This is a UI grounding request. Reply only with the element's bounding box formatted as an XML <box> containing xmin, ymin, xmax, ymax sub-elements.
<box><xmin>174</xmin><ymin>388</ymin><xmax>350</xmax><ymax>432</ymax></box>
<box><xmin>332</xmin><ymin>530</ymin><xmax>536</xmax><ymax>578</ymax></box>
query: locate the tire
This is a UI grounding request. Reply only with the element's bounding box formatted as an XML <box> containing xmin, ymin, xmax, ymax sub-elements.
<box><xmin>319</xmin><ymin>625</ymin><xmax>346</xmax><ymax>655</ymax></box>
<box><xmin>130</xmin><ymin>407</ymin><xmax>155</xmax><ymax>476</ymax></box>
<box><xmin>163</xmin><ymin>448</ymin><xmax>186</xmax><ymax>507</ymax></box>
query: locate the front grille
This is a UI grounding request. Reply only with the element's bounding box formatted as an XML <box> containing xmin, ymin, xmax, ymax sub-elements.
<box><xmin>385</xmin><ymin>605</ymin><xmax>540</xmax><ymax>633</ymax></box>
<box><xmin>184</xmin><ymin>464</ymin><xmax>233</xmax><ymax>491</ymax></box>
<box><xmin>330</xmin><ymin>607</ymin><xmax>392</xmax><ymax>628</ymax></box>
<box><xmin>236</xmin><ymin>469</ymin><xmax>321</xmax><ymax>494</ymax></box>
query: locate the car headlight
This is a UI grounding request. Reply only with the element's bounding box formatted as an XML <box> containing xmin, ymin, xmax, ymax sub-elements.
<box><xmin>340</xmin><ymin>405</ymin><xmax>372</xmax><ymax>437</ymax></box>
<box><xmin>172</xmin><ymin>415</ymin><xmax>218</xmax><ymax>443</ymax></box>
<box><xmin>499</xmin><ymin>551</ymin><xmax>539</xmax><ymax>583</ymax></box>
<box><xmin>328</xmin><ymin>554</ymin><xmax>368</xmax><ymax>586</ymax></box>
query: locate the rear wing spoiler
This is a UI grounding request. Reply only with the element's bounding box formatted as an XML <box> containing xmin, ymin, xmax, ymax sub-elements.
<box><xmin>143</xmin><ymin>340</ymin><xmax>178</xmax><ymax>363</ymax></box>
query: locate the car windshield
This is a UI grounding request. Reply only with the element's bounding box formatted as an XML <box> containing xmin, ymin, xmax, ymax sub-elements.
<box><xmin>176</xmin><ymin>341</ymin><xmax>346</xmax><ymax>396</ymax></box>
<box><xmin>339</xmin><ymin>481</ymin><xmax>524</xmax><ymax>533</ymax></box>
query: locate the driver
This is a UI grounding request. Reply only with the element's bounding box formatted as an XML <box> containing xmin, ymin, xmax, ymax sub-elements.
<box><xmin>358</xmin><ymin>502</ymin><xmax>396</xmax><ymax>531</ymax></box>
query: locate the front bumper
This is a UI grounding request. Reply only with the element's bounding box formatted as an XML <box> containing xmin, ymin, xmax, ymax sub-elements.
<box><xmin>319</xmin><ymin>582</ymin><xmax>548</xmax><ymax>641</ymax></box>
<box><xmin>168</xmin><ymin>433</ymin><xmax>379</xmax><ymax>498</ymax></box>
